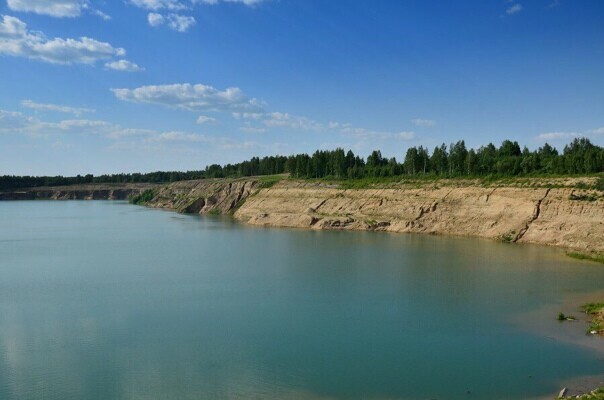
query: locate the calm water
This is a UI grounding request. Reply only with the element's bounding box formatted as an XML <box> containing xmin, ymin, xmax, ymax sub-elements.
<box><xmin>1</xmin><ymin>201</ymin><xmax>603</xmax><ymax>400</ymax></box>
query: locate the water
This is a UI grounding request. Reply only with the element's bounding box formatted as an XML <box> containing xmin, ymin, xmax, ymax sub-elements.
<box><xmin>0</xmin><ymin>201</ymin><xmax>603</xmax><ymax>400</ymax></box>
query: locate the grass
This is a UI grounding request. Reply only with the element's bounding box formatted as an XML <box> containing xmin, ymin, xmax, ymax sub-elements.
<box><xmin>582</xmin><ymin>303</ymin><xmax>604</xmax><ymax>314</ymax></box>
<box><xmin>561</xmin><ymin>387</ymin><xmax>604</xmax><ymax>400</ymax></box>
<box><xmin>501</xmin><ymin>231</ymin><xmax>516</xmax><ymax>243</ymax></box>
<box><xmin>128</xmin><ymin>189</ymin><xmax>156</xmax><ymax>205</ymax></box>
<box><xmin>569</xmin><ymin>193</ymin><xmax>599</xmax><ymax>201</ymax></box>
<box><xmin>293</xmin><ymin>173</ymin><xmax>602</xmax><ymax>191</ymax></box>
<box><xmin>581</xmin><ymin>303</ymin><xmax>604</xmax><ymax>334</ymax></box>
<box><xmin>567</xmin><ymin>252</ymin><xmax>604</xmax><ymax>264</ymax></box>
<box><xmin>257</xmin><ymin>175</ymin><xmax>283</xmax><ymax>189</ymax></box>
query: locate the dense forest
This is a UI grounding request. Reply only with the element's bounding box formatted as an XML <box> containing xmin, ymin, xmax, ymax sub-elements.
<box><xmin>1</xmin><ymin>138</ymin><xmax>603</xmax><ymax>190</ymax></box>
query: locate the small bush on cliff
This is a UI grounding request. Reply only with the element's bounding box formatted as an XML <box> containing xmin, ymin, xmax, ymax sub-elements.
<box><xmin>129</xmin><ymin>189</ymin><xmax>156</xmax><ymax>205</ymax></box>
<box><xmin>569</xmin><ymin>193</ymin><xmax>598</xmax><ymax>201</ymax></box>
<box><xmin>595</xmin><ymin>176</ymin><xmax>604</xmax><ymax>192</ymax></box>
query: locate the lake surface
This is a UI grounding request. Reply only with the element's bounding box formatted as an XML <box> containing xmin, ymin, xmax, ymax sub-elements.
<box><xmin>1</xmin><ymin>201</ymin><xmax>603</xmax><ymax>400</ymax></box>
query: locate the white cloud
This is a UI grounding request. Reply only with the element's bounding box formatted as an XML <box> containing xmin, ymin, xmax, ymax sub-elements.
<box><xmin>0</xmin><ymin>15</ymin><xmax>125</xmax><ymax>65</ymax></box>
<box><xmin>262</xmin><ymin>112</ymin><xmax>323</xmax><ymax>130</ymax></box>
<box><xmin>7</xmin><ymin>0</ymin><xmax>85</xmax><ymax>18</ymax></box>
<box><xmin>327</xmin><ymin>121</ymin><xmax>351</xmax><ymax>130</ymax></box>
<box><xmin>21</xmin><ymin>99</ymin><xmax>95</xmax><ymax>116</ymax></box>
<box><xmin>0</xmin><ymin>108</ymin><xmax>256</xmax><ymax>151</ymax></box>
<box><xmin>239</xmin><ymin>124</ymin><xmax>266</xmax><ymax>133</ymax></box>
<box><xmin>340</xmin><ymin>126</ymin><xmax>416</xmax><ymax>140</ymax></box>
<box><xmin>537</xmin><ymin>132</ymin><xmax>578</xmax><ymax>140</ymax></box>
<box><xmin>147</xmin><ymin>12</ymin><xmax>165</xmax><ymax>26</ymax></box>
<box><xmin>146</xmin><ymin>131</ymin><xmax>210</xmax><ymax>142</ymax></box>
<box><xmin>232</xmin><ymin>112</ymin><xmax>264</xmax><ymax>120</ymax></box>
<box><xmin>90</xmin><ymin>9</ymin><xmax>111</xmax><ymax>20</ymax></box>
<box><xmin>134</xmin><ymin>2</ymin><xmax>196</xmax><ymax>32</ymax></box>
<box><xmin>506</xmin><ymin>3</ymin><xmax>523</xmax><ymax>15</ymax></box>
<box><xmin>111</xmin><ymin>83</ymin><xmax>265</xmax><ymax>112</ymax></box>
<box><xmin>587</xmin><ymin>127</ymin><xmax>604</xmax><ymax>135</ymax></box>
<box><xmin>194</xmin><ymin>0</ymin><xmax>269</xmax><ymax>6</ymax></box>
<box><xmin>0</xmin><ymin>109</ymin><xmax>34</xmax><ymax>131</ymax></box>
<box><xmin>233</xmin><ymin>111</ymin><xmax>323</xmax><ymax>131</ymax></box>
<box><xmin>105</xmin><ymin>59</ymin><xmax>145</xmax><ymax>72</ymax></box>
<box><xmin>411</xmin><ymin>118</ymin><xmax>436</xmax><ymax>127</ymax></box>
<box><xmin>129</xmin><ymin>0</ymin><xmax>186</xmax><ymax>11</ymax></box>
<box><xmin>166</xmin><ymin>14</ymin><xmax>196</xmax><ymax>32</ymax></box>
<box><xmin>7</xmin><ymin>0</ymin><xmax>110</xmax><ymax>19</ymax></box>
<box><xmin>399</xmin><ymin>131</ymin><xmax>416</xmax><ymax>140</ymax></box>
<box><xmin>196</xmin><ymin>115</ymin><xmax>217</xmax><ymax>124</ymax></box>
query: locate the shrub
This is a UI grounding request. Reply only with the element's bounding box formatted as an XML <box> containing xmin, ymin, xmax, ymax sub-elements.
<box><xmin>129</xmin><ymin>189</ymin><xmax>156</xmax><ymax>205</ymax></box>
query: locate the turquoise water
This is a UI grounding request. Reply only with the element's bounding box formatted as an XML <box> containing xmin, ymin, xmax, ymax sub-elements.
<box><xmin>0</xmin><ymin>201</ymin><xmax>603</xmax><ymax>400</ymax></box>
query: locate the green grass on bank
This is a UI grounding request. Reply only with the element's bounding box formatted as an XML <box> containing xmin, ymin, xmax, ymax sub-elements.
<box><xmin>294</xmin><ymin>173</ymin><xmax>604</xmax><ymax>190</ymax></box>
<box><xmin>567</xmin><ymin>252</ymin><xmax>604</xmax><ymax>264</ymax></box>
<box><xmin>128</xmin><ymin>189</ymin><xmax>157</xmax><ymax>205</ymax></box>
<box><xmin>581</xmin><ymin>303</ymin><xmax>604</xmax><ymax>334</ymax></box>
<box><xmin>560</xmin><ymin>387</ymin><xmax>604</xmax><ymax>400</ymax></box>
<box><xmin>257</xmin><ymin>175</ymin><xmax>284</xmax><ymax>189</ymax></box>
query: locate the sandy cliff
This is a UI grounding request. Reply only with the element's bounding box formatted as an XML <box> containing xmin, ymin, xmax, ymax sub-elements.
<box><xmin>146</xmin><ymin>179</ymin><xmax>259</xmax><ymax>214</ymax></box>
<box><xmin>2</xmin><ymin>178</ymin><xmax>602</xmax><ymax>253</ymax></box>
<box><xmin>233</xmin><ymin>180</ymin><xmax>603</xmax><ymax>253</ymax></box>
<box><xmin>0</xmin><ymin>184</ymin><xmax>154</xmax><ymax>200</ymax></box>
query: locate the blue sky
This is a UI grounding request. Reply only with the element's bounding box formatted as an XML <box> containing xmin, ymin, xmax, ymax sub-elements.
<box><xmin>0</xmin><ymin>0</ymin><xmax>603</xmax><ymax>175</ymax></box>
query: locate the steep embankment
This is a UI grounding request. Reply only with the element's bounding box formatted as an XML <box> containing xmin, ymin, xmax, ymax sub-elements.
<box><xmin>0</xmin><ymin>184</ymin><xmax>155</xmax><ymax>200</ymax></box>
<box><xmin>3</xmin><ymin>178</ymin><xmax>601</xmax><ymax>253</ymax></box>
<box><xmin>140</xmin><ymin>177</ymin><xmax>604</xmax><ymax>253</ymax></box>
<box><xmin>145</xmin><ymin>179</ymin><xmax>260</xmax><ymax>214</ymax></box>
<box><xmin>234</xmin><ymin>180</ymin><xmax>604</xmax><ymax>253</ymax></box>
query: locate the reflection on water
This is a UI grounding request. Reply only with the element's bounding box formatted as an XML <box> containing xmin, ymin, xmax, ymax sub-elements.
<box><xmin>0</xmin><ymin>201</ymin><xmax>603</xmax><ymax>400</ymax></box>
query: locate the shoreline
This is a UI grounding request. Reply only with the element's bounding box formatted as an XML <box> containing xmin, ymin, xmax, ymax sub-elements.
<box><xmin>1</xmin><ymin>177</ymin><xmax>603</xmax><ymax>256</ymax></box>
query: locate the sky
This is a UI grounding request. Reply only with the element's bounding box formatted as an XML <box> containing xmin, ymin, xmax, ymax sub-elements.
<box><xmin>0</xmin><ymin>0</ymin><xmax>603</xmax><ymax>176</ymax></box>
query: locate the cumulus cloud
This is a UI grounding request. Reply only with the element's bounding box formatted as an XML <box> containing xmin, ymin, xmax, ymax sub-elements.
<box><xmin>411</xmin><ymin>118</ymin><xmax>436</xmax><ymax>127</ymax></box>
<box><xmin>7</xmin><ymin>0</ymin><xmax>110</xmax><ymax>19</ymax></box>
<box><xmin>0</xmin><ymin>107</ymin><xmax>256</xmax><ymax>151</ymax></box>
<box><xmin>147</xmin><ymin>12</ymin><xmax>165</xmax><ymax>26</ymax></box>
<box><xmin>90</xmin><ymin>9</ymin><xmax>111</xmax><ymax>20</ymax></box>
<box><xmin>7</xmin><ymin>0</ymin><xmax>85</xmax><ymax>17</ymax></box>
<box><xmin>340</xmin><ymin>126</ymin><xmax>416</xmax><ymax>140</ymax></box>
<box><xmin>147</xmin><ymin>12</ymin><xmax>195</xmax><ymax>32</ymax></box>
<box><xmin>165</xmin><ymin>14</ymin><xmax>196</xmax><ymax>32</ymax></box>
<box><xmin>537</xmin><ymin>126</ymin><xmax>604</xmax><ymax>141</ymax></box>
<box><xmin>0</xmin><ymin>15</ymin><xmax>125</xmax><ymax>65</ymax></box>
<box><xmin>537</xmin><ymin>132</ymin><xmax>578</xmax><ymax>140</ymax></box>
<box><xmin>21</xmin><ymin>100</ymin><xmax>95</xmax><ymax>116</ymax></box>
<box><xmin>0</xmin><ymin>109</ymin><xmax>34</xmax><ymax>131</ymax></box>
<box><xmin>239</xmin><ymin>124</ymin><xmax>265</xmax><ymax>133</ymax></box>
<box><xmin>111</xmin><ymin>83</ymin><xmax>265</xmax><ymax>112</ymax></box>
<box><xmin>262</xmin><ymin>112</ymin><xmax>323</xmax><ymax>130</ymax></box>
<box><xmin>129</xmin><ymin>0</ymin><xmax>186</xmax><ymax>11</ymax></box>
<box><xmin>506</xmin><ymin>3</ymin><xmax>523</xmax><ymax>15</ymax></box>
<box><xmin>196</xmin><ymin>115</ymin><xmax>217</xmax><ymax>124</ymax></box>
<box><xmin>233</xmin><ymin>111</ymin><xmax>322</xmax><ymax>130</ymax></box>
<box><xmin>587</xmin><ymin>127</ymin><xmax>604</xmax><ymax>135</ymax></box>
<box><xmin>105</xmin><ymin>59</ymin><xmax>145</xmax><ymax>72</ymax></box>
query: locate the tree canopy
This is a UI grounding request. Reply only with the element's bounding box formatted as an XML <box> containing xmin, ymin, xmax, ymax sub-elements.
<box><xmin>1</xmin><ymin>138</ymin><xmax>603</xmax><ymax>190</ymax></box>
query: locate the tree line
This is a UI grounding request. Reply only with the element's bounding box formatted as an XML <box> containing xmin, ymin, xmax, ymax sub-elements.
<box><xmin>1</xmin><ymin>138</ymin><xmax>603</xmax><ymax>190</ymax></box>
